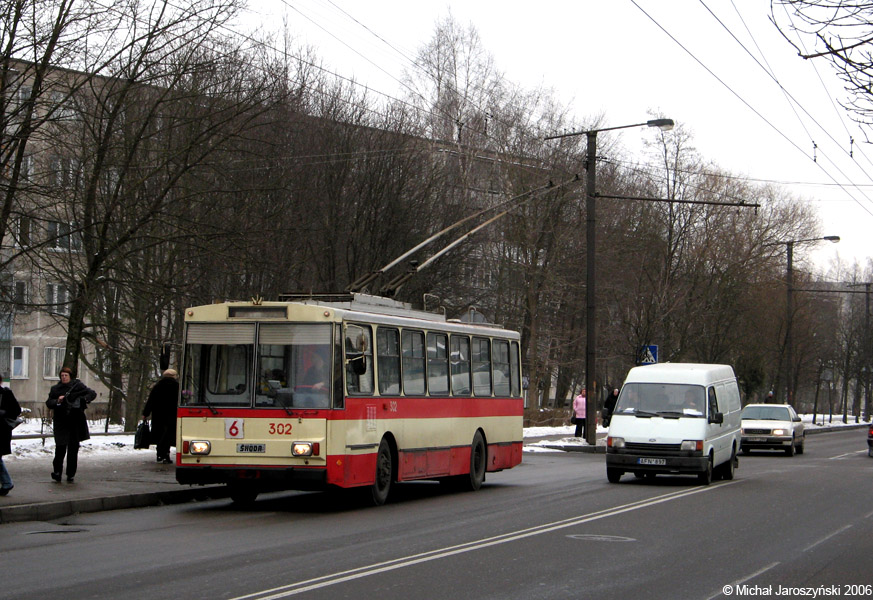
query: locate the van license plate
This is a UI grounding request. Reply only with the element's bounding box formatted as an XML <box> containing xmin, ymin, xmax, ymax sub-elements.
<box><xmin>638</xmin><ymin>458</ymin><xmax>666</xmax><ymax>466</ymax></box>
<box><xmin>237</xmin><ymin>443</ymin><xmax>266</xmax><ymax>453</ymax></box>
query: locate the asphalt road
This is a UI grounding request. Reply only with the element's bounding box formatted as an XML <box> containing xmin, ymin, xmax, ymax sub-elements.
<box><xmin>3</xmin><ymin>429</ymin><xmax>871</xmax><ymax>600</ymax></box>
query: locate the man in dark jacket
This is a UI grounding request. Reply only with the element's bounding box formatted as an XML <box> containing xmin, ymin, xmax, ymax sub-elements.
<box><xmin>143</xmin><ymin>369</ymin><xmax>179</xmax><ymax>464</ymax></box>
<box><xmin>0</xmin><ymin>377</ymin><xmax>22</xmax><ymax>495</ymax></box>
<box><xmin>46</xmin><ymin>367</ymin><xmax>96</xmax><ymax>483</ymax></box>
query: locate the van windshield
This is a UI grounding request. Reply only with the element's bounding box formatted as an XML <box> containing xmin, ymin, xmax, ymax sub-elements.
<box><xmin>615</xmin><ymin>383</ymin><xmax>706</xmax><ymax>417</ymax></box>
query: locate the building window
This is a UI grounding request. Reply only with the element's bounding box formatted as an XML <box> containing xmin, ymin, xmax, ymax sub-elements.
<box><xmin>46</xmin><ymin>282</ymin><xmax>70</xmax><ymax>315</ymax></box>
<box><xmin>11</xmin><ymin>346</ymin><xmax>28</xmax><ymax>379</ymax></box>
<box><xmin>46</xmin><ymin>221</ymin><xmax>81</xmax><ymax>251</ymax></box>
<box><xmin>44</xmin><ymin>347</ymin><xmax>65</xmax><ymax>378</ymax></box>
<box><xmin>14</xmin><ymin>216</ymin><xmax>31</xmax><ymax>247</ymax></box>
<box><xmin>12</xmin><ymin>279</ymin><xmax>27</xmax><ymax>309</ymax></box>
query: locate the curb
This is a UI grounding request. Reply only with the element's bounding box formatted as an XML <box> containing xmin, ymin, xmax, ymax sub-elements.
<box><xmin>0</xmin><ymin>485</ymin><xmax>229</xmax><ymax>524</ymax></box>
<box><xmin>529</xmin><ymin>424</ymin><xmax>868</xmax><ymax>455</ymax></box>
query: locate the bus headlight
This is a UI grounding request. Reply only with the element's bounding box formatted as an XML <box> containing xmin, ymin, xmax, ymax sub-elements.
<box><xmin>189</xmin><ymin>440</ymin><xmax>211</xmax><ymax>455</ymax></box>
<box><xmin>292</xmin><ymin>442</ymin><xmax>319</xmax><ymax>457</ymax></box>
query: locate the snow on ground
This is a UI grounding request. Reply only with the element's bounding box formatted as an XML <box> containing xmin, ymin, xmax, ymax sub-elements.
<box><xmin>6</xmin><ymin>412</ymin><xmax>867</xmax><ymax>461</ymax></box>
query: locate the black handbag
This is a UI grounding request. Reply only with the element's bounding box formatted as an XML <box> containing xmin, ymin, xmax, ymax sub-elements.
<box><xmin>134</xmin><ymin>420</ymin><xmax>151</xmax><ymax>449</ymax></box>
<box><xmin>5</xmin><ymin>417</ymin><xmax>23</xmax><ymax>430</ymax></box>
<box><xmin>570</xmin><ymin>414</ymin><xmax>578</xmax><ymax>424</ymax></box>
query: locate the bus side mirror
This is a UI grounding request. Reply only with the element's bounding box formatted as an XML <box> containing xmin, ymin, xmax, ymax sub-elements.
<box><xmin>348</xmin><ymin>355</ymin><xmax>367</xmax><ymax>376</ymax></box>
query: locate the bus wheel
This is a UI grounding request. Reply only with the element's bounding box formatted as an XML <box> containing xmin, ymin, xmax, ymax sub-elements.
<box><xmin>369</xmin><ymin>438</ymin><xmax>394</xmax><ymax>506</ymax></box>
<box><xmin>229</xmin><ymin>483</ymin><xmax>258</xmax><ymax>506</ymax></box>
<box><xmin>466</xmin><ymin>431</ymin><xmax>487</xmax><ymax>491</ymax></box>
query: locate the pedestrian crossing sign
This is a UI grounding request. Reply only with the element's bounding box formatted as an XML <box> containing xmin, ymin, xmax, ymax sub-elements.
<box><xmin>639</xmin><ymin>345</ymin><xmax>658</xmax><ymax>365</ymax></box>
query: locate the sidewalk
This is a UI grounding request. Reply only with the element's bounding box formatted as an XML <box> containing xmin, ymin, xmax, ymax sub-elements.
<box><xmin>0</xmin><ymin>450</ymin><xmax>227</xmax><ymax>524</ymax></box>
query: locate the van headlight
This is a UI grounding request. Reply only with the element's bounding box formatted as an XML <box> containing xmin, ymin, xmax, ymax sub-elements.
<box><xmin>607</xmin><ymin>436</ymin><xmax>625</xmax><ymax>449</ymax></box>
<box><xmin>189</xmin><ymin>440</ymin><xmax>211</xmax><ymax>455</ymax></box>
<box><xmin>681</xmin><ymin>440</ymin><xmax>703</xmax><ymax>451</ymax></box>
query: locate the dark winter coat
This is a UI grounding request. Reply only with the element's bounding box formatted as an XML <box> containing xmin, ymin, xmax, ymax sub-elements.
<box><xmin>0</xmin><ymin>387</ymin><xmax>22</xmax><ymax>456</ymax></box>
<box><xmin>46</xmin><ymin>379</ymin><xmax>96</xmax><ymax>444</ymax></box>
<box><xmin>143</xmin><ymin>376</ymin><xmax>179</xmax><ymax>426</ymax></box>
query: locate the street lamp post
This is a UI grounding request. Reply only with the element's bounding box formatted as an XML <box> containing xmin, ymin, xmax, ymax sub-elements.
<box><xmin>547</xmin><ymin>118</ymin><xmax>674</xmax><ymax>444</ymax></box>
<box><xmin>780</xmin><ymin>235</ymin><xmax>840</xmax><ymax>406</ymax></box>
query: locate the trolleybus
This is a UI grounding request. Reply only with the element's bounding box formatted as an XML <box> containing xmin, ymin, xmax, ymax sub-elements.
<box><xmin>175</xmin><ymin>293</ymin><xmax>523</xmax><ymax>505</ymax></box>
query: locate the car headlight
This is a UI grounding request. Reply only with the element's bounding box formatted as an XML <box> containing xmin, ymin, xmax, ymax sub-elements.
<box><xmin>681</xmin><ymin>440</ymin><xmax>703</xmax><ymax>451</ymax></box>
<box><xmin>291</xmin><ymin>442</ymin><xmax>320</xmax><ymax>457</ymax></box>
<box><xmin>189</xmin><ymin>440</ymin><xmax>211</xmax><ymax>455</ymax></box>
<box><xmin>772</xmin><ymin>428</ymin><xmax>786</xmax><ymax>436</ymax></box>
<box><xmin>607</xmin><ymin>436</ymin><xmax>625</xmax><ymax>449</ymax></box>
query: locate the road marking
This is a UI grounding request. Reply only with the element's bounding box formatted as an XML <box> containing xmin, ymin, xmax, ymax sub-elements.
<box><xmin>828</xmin><ymin>450</ymin><xmax>866</xmax><ymax>460</ymax></box>
<box><xmin>704</xmin><ymin>562</ymin><xmax>780</xmax><ymax>600</ymax></box>
<box><xmin>804</xmin><ymin>523</ymin><xmax>853</xmax><ymax>552</ymax></box>
<box><xmin>230</xmin><ymin>482</ymin><xmax>740</xmax><ymax>600</ymax></box>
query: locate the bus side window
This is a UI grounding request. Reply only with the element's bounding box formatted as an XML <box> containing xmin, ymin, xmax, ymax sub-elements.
<box><xmin>377</xmin><ymin>327</ymin><xmax>401</xmax><ymax>395</ymax></box>
<box><xmin>510</xmin><ymin>341</ymin><xmax>521</xmax><ymax>397</ymax></box>
<box><xmin>472</xmin><ymin>337</ymin><xmax>491</xmax><ymax>396</ymax></box>
<box><xmin>345</xmin><ymin>324</ymin><xmax>373</xmax><ymax>395</ymax></box>
<box><xmin>427</xmin><ymin>332</ymin><xmax>449</xmax><ymax>395</ymax></box>
<box><xmin>450</xmin><ymin>335</ymin><xmax>471</xmax><ymax>395</ymax></box>
<box><xmin>493</xmin><ymin>340</ymin><xmax>511</xmax><ymax>396</ymax></box>
<box><xmin>402</xmin><ymin>330</ymin><xmax>425</xmax><ymax>395</ymax></box>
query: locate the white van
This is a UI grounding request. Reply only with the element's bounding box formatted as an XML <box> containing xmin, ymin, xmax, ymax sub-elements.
<box><xmin>605</xmin><ymin>363</ymin><xmax>742</xmax><ymax>485</ymax></box>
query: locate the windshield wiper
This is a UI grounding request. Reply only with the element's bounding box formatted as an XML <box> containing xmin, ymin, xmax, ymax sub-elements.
<box><xmin>633</xmin><ymin>410</ymin><xmax>659</xmax><ymax>418</ymax></box>
<box><xmin>277</xmin><ymin>393</ymin><xmax>295</xmax><ymax>416</ymax></box>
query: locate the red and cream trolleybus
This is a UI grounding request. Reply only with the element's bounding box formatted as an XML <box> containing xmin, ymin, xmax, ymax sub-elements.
<box><xmin>175</xmin><ymin>293</ymin><xmax>523</xmax><ymax>505</ymax></box>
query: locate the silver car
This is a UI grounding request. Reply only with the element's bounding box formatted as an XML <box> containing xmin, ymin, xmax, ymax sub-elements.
<box><xmin>740</xmin><ymin>404</ymin><xmax>805</xmax><ymax>456</ymax></box>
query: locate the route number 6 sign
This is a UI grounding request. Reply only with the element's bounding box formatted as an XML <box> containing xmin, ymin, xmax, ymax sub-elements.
<box><xmin>225</xmin><ymin>418</ymin><xmax>244</xmax><ymax>439</ymax></box>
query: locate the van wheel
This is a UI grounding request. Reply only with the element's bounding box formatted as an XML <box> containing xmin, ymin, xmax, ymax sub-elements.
<box><xmin>720</xmin><ymin>448</ymin><xmax>736</xmax><ymax>481</ymax></box>
<box><xmin>607</xmin><ymin>467</ymin><xmax>622</xmax><ymax>483</ymax></box>
<box><xmin>697</xmin><ymin>455</ymin><xmax>713</xmax><ymax>485</ymax></box>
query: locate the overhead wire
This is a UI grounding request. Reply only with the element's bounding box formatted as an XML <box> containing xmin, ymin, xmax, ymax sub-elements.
<box><xmin>631</xmin><ymin>0</ymin><xmax>873</xmax><ymax>219</ymax></box>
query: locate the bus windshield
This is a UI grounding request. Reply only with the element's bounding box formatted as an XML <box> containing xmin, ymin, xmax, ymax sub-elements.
<box><xmin>181</xmin><ymin>322</ymin><xmax>333</xmax><ymax>409</ymax></box>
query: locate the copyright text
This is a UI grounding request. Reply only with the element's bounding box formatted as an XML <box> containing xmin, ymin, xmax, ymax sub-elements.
<box><xmin>722</xmin><ymin>584</ymin><xmax>873</xmax><ymax>597</ymax></box>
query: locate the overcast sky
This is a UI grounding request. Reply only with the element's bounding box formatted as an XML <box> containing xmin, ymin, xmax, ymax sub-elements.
<box><xmin>245</xmin><ymin>0</ymin><xmax>872</xmax><ymax>271</ymax></box>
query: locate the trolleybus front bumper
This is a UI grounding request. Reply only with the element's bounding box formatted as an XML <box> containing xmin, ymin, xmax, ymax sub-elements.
<box><xmin>177</xmin><ymin>465</ymin><xmax>327</xmax><ymax>490</ymax></box>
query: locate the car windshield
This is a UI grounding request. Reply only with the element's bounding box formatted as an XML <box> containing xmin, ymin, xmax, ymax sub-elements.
<box><xmin>742</xmin><ymin>406</ymin><xmax>790</xmax><ymax>421</ymax></box>
<box><xmin>614</xmin><ymin>383</ymin><xmax>706</xmax><ymax>417</ymax></box>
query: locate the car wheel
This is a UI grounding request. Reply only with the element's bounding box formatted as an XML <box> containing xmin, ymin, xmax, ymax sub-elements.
<box><xmin>740</xmin><ymin>445</ymin><xmax>749</xmax><ymax>456</ymax></box>
<box><xmin>785</xmin><ymin>437</ymin><xmax>796</xmax><ymax>457</ymax></box>
<box><xmin>868</xmin><ymin>446</ymin><xmax>873</xmax><ymax>458</ymax></box>
<box><xmin>796</xmin><ymin>436</ymin><xmax>804</xmax><ymax>455</ymax></box>
<box><xmin>606</xmin><ymin>467</ymin><xmax>622</xmax><ymax>483</ymax></box>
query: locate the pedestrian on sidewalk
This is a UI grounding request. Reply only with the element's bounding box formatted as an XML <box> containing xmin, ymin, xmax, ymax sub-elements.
<box><xmin>46</xmin><ymin>367</ymin><xmax>97</xmax><ymax>483</ymax></box>
<box><xmin>0</xmin><ymin>375</ymin><xmax>22</xmax><ymax>496</ymax></box>
<box><xmin>143</xmin><ymin>369</ymin><xmax>179</xmax><ymax>464</ymax></box>
<box><xmin>573</xmin><ymin>389</ymin><xmax>587</xmax><ymax>437</ymax></box>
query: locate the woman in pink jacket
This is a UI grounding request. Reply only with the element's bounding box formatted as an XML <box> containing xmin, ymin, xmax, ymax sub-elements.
<box><xmin>572</xmin><ymin>390</ymin><xmax>587</xmax><ymax>437</ymax></box>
